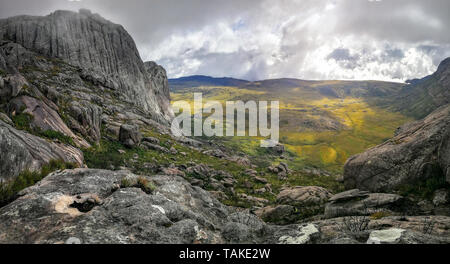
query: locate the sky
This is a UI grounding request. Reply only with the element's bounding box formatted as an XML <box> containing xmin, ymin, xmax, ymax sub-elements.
<box><xmin>1</xmin><ymin>0</ymin><xmax>450</xmax><ymax>82</ymax></box>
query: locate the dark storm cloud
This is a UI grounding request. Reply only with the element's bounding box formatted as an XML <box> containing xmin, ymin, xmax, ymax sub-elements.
<box><xmin>0</xmin><ymin>0</ymin><xmax>449</xmax><ymax>81</ymax></box>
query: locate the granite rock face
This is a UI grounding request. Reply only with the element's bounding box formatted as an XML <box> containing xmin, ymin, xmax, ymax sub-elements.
<box><xmin>0</xmin><ymin>169</ymin><xmax>308</xmax><ymax>244</ymax></box>
<box><xmin>344</xmin><ymin>104</ymin><xmax>450</xmax><ymax>192</ymax></box>
<box><xmin>8</xmin><ymin>95</ymin><xmax>90</xmax><ymax>148</ymax></box>
<box><xmin>0</xmin><ymin>120</ymin><xmax>84</xmax><ymax>182</ymax></box>
<box><xmin>0</xmin><ymin>9</ymin><xmax>173</xmax><ymax>123</ymax></box>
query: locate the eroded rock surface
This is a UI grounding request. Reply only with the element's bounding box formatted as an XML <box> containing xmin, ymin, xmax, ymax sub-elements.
<box><xmin>0</xmin><ymin>120</ymin><xmax>84</xmax><ymax>182</ymax></box>
<box><xmin>0</xmin><ymin>10</ymin><xmax>173</xmax><ymax>123</ymax></box>
<box><xmin>324</xmin><ymin>189</ymin><xmax>415</xmax><ymax>218</ymax></box>
<box><xmin>0</xmin><ymin>169</ymin><xmax>310</xmax><ymax>244</ymax></box>
<box><xmin>344</xmin><ymin>104</ymin><xmax>450</xmax><ymax>192</ymax></box>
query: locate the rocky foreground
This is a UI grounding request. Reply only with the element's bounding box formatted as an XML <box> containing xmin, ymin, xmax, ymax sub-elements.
<box><xmin>0</xmin><ymin>9</ymin><xmax>449</xmax><ymax>244</ymax></box>
<box><xmin>1</xmin><ymin>168</ymin><xmax>449</xmax><ymax>244</ymax></box>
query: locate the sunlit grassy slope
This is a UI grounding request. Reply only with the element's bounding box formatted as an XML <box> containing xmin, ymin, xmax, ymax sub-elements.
<box><xmin>170</xmin><ymin>79</ymin><xmax>412</xmax><ymax>174</ymax></box>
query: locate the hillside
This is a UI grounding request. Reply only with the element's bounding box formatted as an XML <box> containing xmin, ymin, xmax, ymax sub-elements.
<box><xmin>0</xmin><ymin>9</ymin><xmax>449</xmax><ymax>245</ymax></box>
<box><xmin>392</xmin><ymin>58</ymin><xmax>450</xmax><ymax>119</ymax></box>
<box><xmin>170</xmin><ymin>77</ymin><xmax>412</xmax><ymax>173</ymax></box>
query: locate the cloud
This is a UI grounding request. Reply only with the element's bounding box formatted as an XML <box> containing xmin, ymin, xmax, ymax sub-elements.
<box><xmin>0</xmin><ymin>0</ymin><xmax>449</xmax><ymax>81</ymax></box>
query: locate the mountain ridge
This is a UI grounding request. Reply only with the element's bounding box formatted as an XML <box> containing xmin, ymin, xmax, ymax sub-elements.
<box><xmin>0</xmin><ymin>9</ymin><xmax>173</xmax><ymax>123</ymax></box>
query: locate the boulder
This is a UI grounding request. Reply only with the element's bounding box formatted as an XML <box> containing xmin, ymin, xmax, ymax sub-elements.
<box><xmin>67</xmin><ymin>101</ymin><xmax>102</xmax><ymax>143</ymax></box>
<box><xmin>9</xmin><ymin>96</ymin><xmax>90</xmax><ymax>148</ymax></box>
<box><xmin>277</xmin><ymin>186</ymin><xmax>332</xmax><ymax>208</ymax></box>
<box><xmin>203</xmin><ymin>149</ymin><xmax>227</xmax><ymax>159</ymax></box>
<box><xmin>270</xmin><ymin>143</ymin><xmax>285</xmax><ymax>155</ymax></box>
<box><xmin>255</xmin><ymin>205</ymin><xmax>297</xmax><ymax>225</ymax></box>
<box><xmin>119</xmin><ymin>124</ymin><xmax>142</xmax><ymax>148</ymax></box>
<box><xmin>277</xmin><ymin>224</ymin><xmax>320</xmax><ymax>244</ymax></box>
<box><xmin>0</xmin><ymin>120</ymin><xmax>84</xmax><ymax>182</ymax></box>
<box><xmin>324</xmin><ymin>189</ymin><xmax>414</xmax><ymax>218</ymax></box>
<box><xmin>141</xmin><ymin>141</ymin><xmax>169</xmax><ymax>153</ymax></box>
<box><xmin>344</xmin><ymin>104</ymin><xmax>450</xmax><ymax>192</ymax></box>
<box><xmin>0</xmin><ymin>74</ymin><xmax>28</xmax><ymax>102</ymax></box>
<box><xmin>142</xmin><ymin>137</ymin><xmax>160</xmax><ymax>145</ymax></box>
<box><xmin>366</xmin><ymin>228</ymin><xmax>449</xmax><ymax>244</ymax></box>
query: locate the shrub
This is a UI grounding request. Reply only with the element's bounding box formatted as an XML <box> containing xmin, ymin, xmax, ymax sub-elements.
<box><xmin>39</xmin><ymin>130</ymin><xmax>75</xmax><ymax>146</ymax></box>
<box><xmin>120</xmin><ymin>177</ymin><xmax>156</xmax><ymax>194</ymax></box>
<box><xmin>83</xmin><ymin>140</ymin><xmax>125</xmax><ymax>170</ymax></box>
<box><xmin>12</xmin><ymin>113</ymin><xmax>34</xmax><ymax>131</ymax></box>
<box><xmin>370</xmin><ymin>211</ymin><xmax>391</xmax><ymax>220</ymax></box>
<box><xmin>137</xmin><ymin>177</ymin><xmax>156</xmax><ymax>194</ymax></box>
<box><xmin>12</xmin><ymin>113</ymin><xmax>75</xmax><ymax>146</ymax></box>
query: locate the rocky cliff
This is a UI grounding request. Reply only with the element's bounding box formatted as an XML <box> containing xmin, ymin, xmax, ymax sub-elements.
<box><xmin>0</xmin><ymin>9</ymin><xmax>173</xmax><ymax>181</ymax></box>
<box><xmin>344</xmin><ymin>104</ymin><xmax>449</xmax><ymax>192</ymax></box>
<box><xmin>0</xmin><ymin>9</ymin><xmax>172</xmax><ymax>123</ymax></box>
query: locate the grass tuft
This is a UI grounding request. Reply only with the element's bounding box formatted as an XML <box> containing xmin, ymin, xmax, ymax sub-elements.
<box><xmin>0</xmin><ymin>160</ymin><xmax>77</xmax><ymax>207</ymax></box>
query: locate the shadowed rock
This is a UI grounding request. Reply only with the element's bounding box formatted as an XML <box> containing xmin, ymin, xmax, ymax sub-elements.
<box><xmin>0</xmin><ymin>120</ymin><xmax>84</xmax><ymax>182</ymax></box>
<box><xmin>344</xmin><ymin>104</ymin><xmax>450</xmax><ymax>192</ymax></box>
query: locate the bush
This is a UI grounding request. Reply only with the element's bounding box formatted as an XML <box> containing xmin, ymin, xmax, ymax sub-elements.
<box><xmin>120</xmin><ymin>177</ymin><xmax>156</xmax><ymax>194</ymax></box>
<box><xmin>39</xmin><ymin>130</ymin><xmax>74</xmax><ymax>146</ymax></box>
<box><xmin>12</xmin><ymin>113</ymin><xmax>33</xmax><ymax>131</ymax></box>
<box><xmin>370</xmin><ymin>211</ymin><xmax>391</xmax><ymax>220</ymax></box>
<box><xmin>0</xmin><ymin>160</ymin><xmax>76</xmax><ymax>207</ymax></box>
<box><xmin>12</xmin><ymin>113</ymin><xmax>75</xmax><ymax>146</ymax></box>
<box><xmin>137</xmin><ymin>177</ymin><xmax>156</xmax><ymax>194</ymax></box>
<box><xmin>83</xmin><ymin>140</ymin><xmax>125</xmax><ymax>170</ymax></box>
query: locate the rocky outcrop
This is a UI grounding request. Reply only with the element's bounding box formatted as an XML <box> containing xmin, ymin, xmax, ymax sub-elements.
<box><xmin>254</xmin><ymin>186</ymin><xmax>331</xmax><ymax>224</ymax></box>
<box><xmin>366</xmin><ymin>228</ymin><xmax>447</xmax><ymax>244</ymax></box>
<box><xmin>9</xmin><ymin>96</ymin><xmax>90</xmax><ymax>148</ymax></box>
<box><xmin>67</xmin><ymin>101</ymin><xmax>102</xmax><ymax>143</ymax></box>
<box><xmin>0</xmin><ymin>9</ymin><xmax>173</xmax><ymax>123</ymax></box>
<box><xmin>344</xmin><ymin>104</ymin><xmax>450</xmax><ymax>192</ymax></box>
<box><xmin>119</xmin><ymin>124</ymin><xmax>142</xmax><ymax>148</ymax></box>
<box><xmin>0</xmin><ymin>74</ymin><xmax>28</xmax><ymax>103</ymax></box>
<box><xmin>324</xmin><ymin>189</ymin><xmax>415</xmax><ymax>218</ymax></box>
<box><xmin>0</xmin><ymin>120</ymin><xmax>83</xmax><ymax>182</ymax></box>
<box><xmin>277</xmin><ymin>186</ymin><xmax>332</xmax><ymax>208</ymax></box>
<box><xmin>0</xmin><ymin>168</ymin><xmax>311</xmax><ymax>244</ymax></box>
<box><xmin>144</xmin><ymin>61</ymin><xmax>172</xmax><ymax>121</ymax></box>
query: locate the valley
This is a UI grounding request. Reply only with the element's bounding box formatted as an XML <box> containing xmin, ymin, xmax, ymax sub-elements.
<box><xmin>0</xmin><ymin>9</ymin><xmax>449</xmax><ymax>244</ymax></box>
<box><xmin>170</xmin><ymin>78</ymin><xmax>412</xmax><ymax>173</ymax></box>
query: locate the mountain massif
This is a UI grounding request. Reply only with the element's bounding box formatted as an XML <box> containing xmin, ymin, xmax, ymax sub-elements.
<box><xmin>0</xmin><ymin>10</ymin><xmax>449</xmax><ymax>244</ymax></box>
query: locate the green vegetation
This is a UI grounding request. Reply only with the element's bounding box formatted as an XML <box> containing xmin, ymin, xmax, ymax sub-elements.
<box><xmin>0</xmin><ymin>160</ymin><xmax>77</xmax><ymax>207</ymax></box>
<box><xmin>120</xmin><ymin>177</ymin><xmax>157</xmax><ymax>194</ymax></box>
<box><xmin>83</xmin><ymin>133</ymin><xmax>343</xmax><ymax>210</ymax></box>
<box><xmin>11</xmin><ymin>113</ymin><xmax>75</xmax><ymax>146</ymax></box>
<box><xmin>0</xmin><ymin>69</ymin><xmax>5</xmax><ymax>77</ymax></box>
<box><xmin>12</xmin><ymin>112</ymin><xmax>34</xmax><ymax>131</ymax></box>
<box><xmin>39</xmin><ymin>129</ymin><xmax>74</xmax><ymax>145</ymax></box>
<box><xmin>370</xmin><ymin>211</ymin><xmax>392</xmax><ymax>220</ymax></box>
<box><xmin>171</xmin><ymin>84</ymin><xmax>412</xmax><ymax>174</ymax></box>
